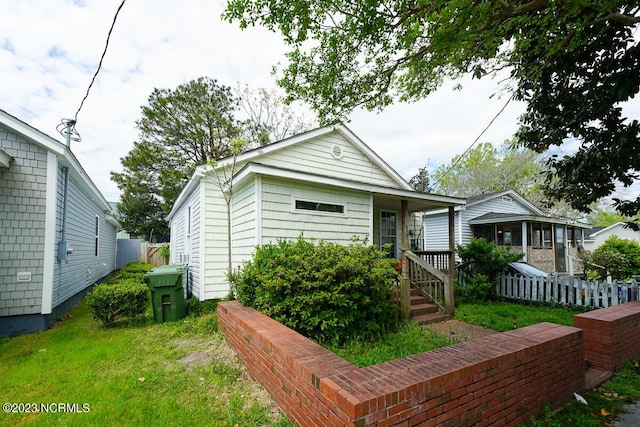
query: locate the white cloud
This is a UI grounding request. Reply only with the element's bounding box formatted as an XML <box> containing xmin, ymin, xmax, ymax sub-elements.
<box><xmin>1</xmin><ymin>0</ymin><xmax>638</xmax><ymax>205</ymax></box>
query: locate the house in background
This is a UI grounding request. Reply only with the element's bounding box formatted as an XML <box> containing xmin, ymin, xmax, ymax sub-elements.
<box><xmin>583</xmin><ymin>222</ymin><xmax>640</xmax><ymax>252</ymax></box>
<box><xmin>0</xmin><ymin>109</ymin><xmax>119</xmax><ymax>337</ymax></box>
<box><xmin>423</xmin><ymin>189</ymin><xmax>591</xmax><ymax>275</ymax></box>
<box><xmin>168</xmin><ymin>124</ymin><xmax>464</xmax><ymax>302</ymax></box>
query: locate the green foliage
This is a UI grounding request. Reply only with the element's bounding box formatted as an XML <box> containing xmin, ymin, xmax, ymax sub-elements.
<box><xmin>186</xmin><ymin>298</ymin><xmax>219</xmax><ymax>318</ymax></box>
<box><xmin>457</xmin><ymin>238</ymin><xmax>523</xmax><ymax>287</ymax></box>
<box><xmin>586</xmin><ymin>236</ymin><xmax>640</xmax><ymax>280</ymax></box>
<box><xmin>85</xmin><ymin>280</ymin><xmax>149</xmax><ymax>327</ymax></box>
<box><xmin>432</xmin><ymin>141</ymin><xmax>542</xmax><ymax>199</ymax></box>
<box><xmin>459</xmin><ymin>273</ymin><xmax>493</xmax><ymax>302</ymax></box>
<box><xmin>328</xmin><ymin>322</ymin><xmax>452</xmax><ymax>368</ymax></box>
<box><xmin>111</xmin><ymin>77</ymin><xmax>316</xmax><ymax>238</ymax></box>
<box><xmin>224</xmin><ymin>0</ymin><xmax>640</xmax><ymax>221</ymax></box>
<box><xmin>159</xmin><ymin>243</ymin><xmax>170</xmax><ymax>258</ymax></box>
<box><xmin>229</xmin><ymin>237</ymin><xmax>399</xmax><ymax>345</ymax></box>
<box><xmin>408</xmin><ymin>166</ymin><xmax>432</xmax><ymax>193</ymax></box>
<box><xmin>454</xmin><ymin>301</ymin><xmax>578</xmax><ymax>332</ymax></box>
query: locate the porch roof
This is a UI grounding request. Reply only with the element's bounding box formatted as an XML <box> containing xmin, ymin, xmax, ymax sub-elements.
<box><xmin>233</xmin><ymin>162</ymin><xmax>466</xmax><ymax>212</ymax></box>
<box><xmin>468</xmin><ymin>212</ymin><xmax>591</xmax><ymax>228</ymax></box>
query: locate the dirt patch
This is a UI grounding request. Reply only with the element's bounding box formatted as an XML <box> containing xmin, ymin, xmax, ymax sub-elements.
<box><xmin>424</xmin><ymin>319</ymin><xmax>497</xmax><ymax>342</ymax></box>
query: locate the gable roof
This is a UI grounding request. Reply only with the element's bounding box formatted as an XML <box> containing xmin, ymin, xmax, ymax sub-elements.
<box><xmin>465</xmin><ymin>189</ymin><xmax>545</xmax><ymax>216</ymax></box>
<box><xmin>583</xmin><ymin>222</ymin><xmax>635</xmax><ymax>240</ymax></box>
<box><xmin>212</xmin><ymin>124</ymin><xmax>413</xmax><ymax>191</ymax></box>
<box><xmin>0</xmin><ymin>108</ymin><xmax>111</xmax><ymax>212</ymax></box>
<box><xmin>168</xmin><ymin>125</ymin><xmax>465</xmax><ymax>220</ymax></box>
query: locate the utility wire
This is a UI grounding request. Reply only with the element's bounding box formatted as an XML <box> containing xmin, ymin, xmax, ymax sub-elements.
<box><xmin>74</xmin><ymin>0</ymin><xmax>127</xmax><ymax>123</ymax></box>
<box><xmin>432</xmin><ymin>93</ymin><xmax>515</xmax><ymax>188</ymax></box>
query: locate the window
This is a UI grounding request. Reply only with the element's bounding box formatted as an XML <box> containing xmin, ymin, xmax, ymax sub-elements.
<box><xmin>293</xmin><ymin>198</ymin><xmax>346</xmax><ymax>216</ymax></box>
<box><xmin>380</xmin><ymin>210</ymin><xmax>397</xmax><ymax>257</ymax></box>
<box><xmin>529</xmin><ymin>223</ymin><xmax>553</xmax><ymax>248</ymax></box>
<box><xmin>94</xmin><ymin>215</ymin><xmax>99</xmax><ymax>257</ymax></box>
<box><xmin>497</xmin><ymin>224</ymin><xmax>522</xmax><ymax>246</ymax></box>
<box><xmin>473</xmin><ymin>225</ymin><xmax>495</xmax><ymax>243</ymax></box>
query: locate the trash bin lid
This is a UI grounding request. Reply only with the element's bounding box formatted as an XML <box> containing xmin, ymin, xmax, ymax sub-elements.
<box><xmin>145</xmin><ymin>265</ymin><xmax>184</xmax><ymax>288</ymax></box>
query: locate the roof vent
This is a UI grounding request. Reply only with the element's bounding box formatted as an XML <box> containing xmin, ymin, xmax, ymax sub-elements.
<box><xmin>331</xmin><ymin>145</ymin><xmax>343</xmax><ymax>159</ymax></box>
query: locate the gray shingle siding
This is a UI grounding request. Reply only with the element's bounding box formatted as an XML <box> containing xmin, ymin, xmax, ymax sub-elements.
<box><xmin>0</xmin><ymin>129</ymin><xmax>47</xmax><ymax>316</ymax></box>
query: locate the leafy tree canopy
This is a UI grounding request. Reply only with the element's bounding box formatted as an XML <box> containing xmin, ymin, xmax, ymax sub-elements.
<box><xmin>431</xmin><ymin>140</ymin><xmax>541</xmax><ymax>197</ymax></box>
<box><xmin>408</xmin><ymin>166</ymin><xmax>432</xmax><ymax>193</ymax></box>
<box><xmin>224</xmin><ymin>0</ymin><xmax>640</xmax><ymax>221</ymax></box>
<box><xmin>111</xmin><ymin>77</ymin><xmax>316</xmax><ymax>238</ymax></box>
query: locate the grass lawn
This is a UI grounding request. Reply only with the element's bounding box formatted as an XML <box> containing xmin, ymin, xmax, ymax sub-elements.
<box><xmin>0</xmin><ymin>300</ymin><xmax>292</xmax><ymax>427</ymax></box>
<box><xmin>454</xmin><ymin>299</ymin><xmax>581</xmax><ymax>331</ymax></box>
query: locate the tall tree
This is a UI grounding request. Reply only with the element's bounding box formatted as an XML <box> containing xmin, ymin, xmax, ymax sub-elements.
<box><xmin>431</xmin><ymin>141</ymin><xmax>541</xmax><ymax>198</ymax></box>
<box><xmin>408</xmin><ymin>166</ymin><xmax>432</xmax><ymax>193</ymax></box>
<box><xmin>224</xmin><ymin>1</ymin><xmax>640</xmax><ymax>221</ymax></box>
<box><xmin>112</xmin><ymin>77</ymin><xmax>316</xmax><ymax>238</ymax></box>
<box><xmin>236</xmin><ymin>85</ymin><xmax>317</xmax><ymax>146</ymax></box>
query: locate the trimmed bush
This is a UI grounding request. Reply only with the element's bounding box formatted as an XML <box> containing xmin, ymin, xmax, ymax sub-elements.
<box><xmin>229</xmin><ymin>237</ymin><xmax>399</xmax><ymax>345</ymax></box>
<box><xmin>86</xmin><ymin>280</ymin><xmax>149</xmax><ymax>327</ymax></box>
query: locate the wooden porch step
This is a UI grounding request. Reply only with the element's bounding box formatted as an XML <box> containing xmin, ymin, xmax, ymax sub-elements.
<box><xmin>411</xmin><ymin>312</ymin><xmax>451</xmax><ymax>326</ymax></box>
<box><xmin>410</xmin><ymin>294</ymin><xmax>429</xmax><ymax>306</ymax></box>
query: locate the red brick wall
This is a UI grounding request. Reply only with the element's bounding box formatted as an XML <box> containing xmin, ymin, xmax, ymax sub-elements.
<box><xmin>218</xmin><ymin>301</ymin><xmax>584</xmax><ymax>427</ymax></box>
<box><xmin>574</xmin><ymin>301</ymin><xmax>640</xmax><ymax>372</ymax></box>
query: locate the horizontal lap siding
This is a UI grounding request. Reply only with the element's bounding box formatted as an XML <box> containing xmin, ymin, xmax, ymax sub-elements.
<box><xmin>256</xmin><ymin>132</ymin><xmax>399</xmax><ymax>187</ymax></box>
<box><xmin>231</xmin><ymin>179</ymin><xmax>256</xmax><ymax>270</ymax></box>
<box><xmin>0</xmin><ymin>131</ymin><xmax>48</xmax><ymax>316</ymax></box>
<box><xmin>260</xmin><ymin>177</ymin><xmax>370</xmax><ymax>245</ymax></box>
<box><xmin>53</xmin><ymin>172</ymin><xmax>115</xmax><ymax>308</ymax></box>
<box><xmin>202</xmin><ymin>176</ymin><xmax>231</xmax><ymax>299</ymax></box>
<box><xmin>424</xmin><ymin>214</ymin><xmax>451</xmax><ymax>251</ymax></box>
<box><xmin>170</xmin><ymin>185</ymin><xmax>202</xmax><ymax>298</ymax></box>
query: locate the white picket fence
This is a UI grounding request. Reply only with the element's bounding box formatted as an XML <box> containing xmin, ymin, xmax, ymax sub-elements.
<box><xmin>496</xmin><ymin>274</ymin><xmax>640</xmax><ymax>308</ymax></box>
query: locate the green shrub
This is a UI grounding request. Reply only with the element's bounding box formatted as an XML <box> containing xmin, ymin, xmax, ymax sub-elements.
<box><xmin>229</xmin><ymin>237</ymin><xmax>399</xmax><ymax>345</ymax></box>
<box><xmin>187</xmin><ymin>298</ymin><xmax>219</xmax><ymax>317</ymax></box>
<box><xmin>459</xmin><ymin>273</ymin><xmax>493</xmax><ymax>302</ymax></box>
<box><xmin>586</xmin><ymin>236</ymin><xmax>640</xmax><ymax>280</ymax></box>
<box><xmin>457</xmin><ymin>238</ymin><xmax>523</xmax><ymax>297</ymax></box>
<box><xmin>86</xmin><ymin>280</ymin><xmax>149</xmax><ymax>326</ymax></box>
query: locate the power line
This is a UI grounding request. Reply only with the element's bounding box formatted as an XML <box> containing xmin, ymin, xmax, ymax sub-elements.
<box><xmin>74</xmin><ymin>0</ymin><xmax>127</xmax><ymax>123</ymax></box>
<box><xmin>432</xmin><ymin>93</ymin><xmax>514</xmax><ymax>188</ymax></box>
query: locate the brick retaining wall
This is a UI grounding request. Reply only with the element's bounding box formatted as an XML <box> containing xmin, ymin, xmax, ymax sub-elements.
<box><xmin>218</xmin><ymin>301</ymin><xmax>584</xmax><ymax>426</ymax></box>
<box><xmin>574</xmin><ymin>301</ymin><xmax>640</xmax><ymax>373</ymax></box>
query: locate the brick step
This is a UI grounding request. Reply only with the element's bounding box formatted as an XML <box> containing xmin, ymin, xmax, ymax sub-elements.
<box><xmin>410</xmin><ymin>294</ymin><xmax>429</xmax><ymax>306</ymax></box>
<box><xmin>412</xmin><ymin>312</ymin><xmax>451</xmax><ymax>326</ymax></box>
<box><xmin>410</xmin><ymin>303</ymin><xmax>439</xmax><ymax>317</ymax></box>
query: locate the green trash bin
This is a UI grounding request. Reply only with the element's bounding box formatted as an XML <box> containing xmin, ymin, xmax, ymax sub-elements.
<box><xmin>145</xmin><ymin>265</ymin><xmax>187</xmax><ymax>323</ymax></box>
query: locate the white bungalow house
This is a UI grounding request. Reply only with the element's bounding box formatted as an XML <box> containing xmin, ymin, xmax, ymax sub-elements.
<box><xmin>0</xmin><ymin>109</ymin><xmax>119</xmax><ymax>337</ymax></box>
<box><xmin>422</xmin><ymin>189</ymin><xmax>591</xmax><ymax>275</ymax></box>
<box><xmin>167</xmin><ymin>124</ymin><xmax>465</xmax><ymax>313</ymax></box>
<box><xmin>583</xmin><ymin>222</ymin><xmax>640</xmax><ymax>252</ymax></box>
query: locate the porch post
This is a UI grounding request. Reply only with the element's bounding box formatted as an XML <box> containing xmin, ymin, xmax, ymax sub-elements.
<box><xmin>446</xmin><ymin>206</ymin><xmax>455</xmax><ymax>315</ymax></box>
<box><xmin>400</xmin><ymin>200</ymin><xmax>411</xmax><ymax>321</ymax></box>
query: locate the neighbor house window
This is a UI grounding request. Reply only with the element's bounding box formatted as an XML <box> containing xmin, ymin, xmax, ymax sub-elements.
<box><xmin>293</xmin><ymin>198</ymin><xmax>346</xmax><ymax>216</ymax></box>
<box><xmin>94</xmin><ymin>215</ymin><xmax>100</xmax><ymax>257</ymax></box>
<box><xmin>496</xmin><ymin>224</ymin><xmax>522</xmax><ymax>246</ymax></box>
<box><xmin>529</xmin><ymin>223</ymin><xmax>552</xmax><ymax>248</ymax></box>
<box><xmin>472</xmin><ymin>225</ymin><xmax>495</xmax><ymax>243</ymax></box>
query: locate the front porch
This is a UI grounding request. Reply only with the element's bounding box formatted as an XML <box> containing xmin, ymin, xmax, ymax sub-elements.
<box><xmin>371</xmin><ymin>191</ymin><xmax>464</xmax><ymax>320</ymax></box>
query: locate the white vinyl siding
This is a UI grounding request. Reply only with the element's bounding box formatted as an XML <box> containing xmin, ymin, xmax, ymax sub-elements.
<box><xmin>169</xmin><ymin>181</ymin><xmax>201</xmax><ymax>298</ymax></box>
<box><xmin>260</xmin><ymin>177</ymin><xmax>370</xmax><ymax>245</ymax></box>
<box><xmin>52</xmin><ymin>171</ymin><xmax>116</xmax><ymax>308</ymax></box>
<box><xmin>424</xmin><ymin>213</ymin><xmax>452</xmax><ymax>251</ymax></box>
<box><xmin>248</xmin><ymin>132</ymin><xmax>399</xmax><ymax>188</ymax></box>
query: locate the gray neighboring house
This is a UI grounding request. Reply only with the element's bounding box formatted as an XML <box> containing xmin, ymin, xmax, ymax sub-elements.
<box><xmin>583</xmin><ymin>222</ymin><xmax>640</xmax><ymax>252</ymax></box>
<box><xmin>423</xmin><ymin>189</ymin><xmax>591</xmax><ymax>274</ymax></box>
<box><xmin>0</xmin><ymin>109</ymin><xmax>119</xmax><ymax>337</ymax></box>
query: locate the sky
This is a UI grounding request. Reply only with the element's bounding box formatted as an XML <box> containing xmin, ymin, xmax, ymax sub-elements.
<box><xmin>1</xmin><ymin>0</ymin><xmax>638</xmax><ymax>204</ymax></box>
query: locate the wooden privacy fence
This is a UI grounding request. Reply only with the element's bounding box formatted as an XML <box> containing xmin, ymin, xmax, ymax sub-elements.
<box><xmin>497</xmin><ymin>273</ymin><xmax>639</xmax><ymax>308</ymax></box>
<box><xmin>141</xmin><ymin>242</ymin><xmax>169</xmax><ymax>267</ymax></box>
